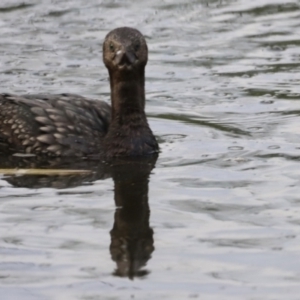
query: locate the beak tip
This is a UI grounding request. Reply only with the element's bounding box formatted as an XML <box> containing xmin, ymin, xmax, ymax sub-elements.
<box><xmin>116</xmin><ymin>50</ymin><xmax>136</xmax><ymax>67</ymax></box>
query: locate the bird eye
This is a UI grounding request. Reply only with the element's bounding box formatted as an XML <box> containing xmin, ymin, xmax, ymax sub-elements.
<box><xmin>134</xmin><ymin>43</ymin><xmax>140</xmax><ymax>51</ymax></box>
<box><xmin>109</xmin><ymin>43</ymin><xmax>114</xmax><ymax>52</ymax></box>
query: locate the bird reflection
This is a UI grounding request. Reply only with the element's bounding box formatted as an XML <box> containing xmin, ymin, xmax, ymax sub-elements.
<box><xmin>0</xmin><ymin>154</ymin><xmax>157</xmax><ymax>279</ymax></box>
<box><xmin>109</xmin><ymin>157</ymin><xmax>156</xmax><ymax>279</ymax></box>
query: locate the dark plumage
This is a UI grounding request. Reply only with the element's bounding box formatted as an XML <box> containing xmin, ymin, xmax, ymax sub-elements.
<box><xmin>0</xmin><ymin>27</ymin><xmax>159</xmax><ymax>158</ymax></box>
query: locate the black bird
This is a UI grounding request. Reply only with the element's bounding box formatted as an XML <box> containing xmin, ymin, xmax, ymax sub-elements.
<box><xmin>0</xmin><ymin>27</ymin><xmax>159</xmax><ymax>158</ymax></box>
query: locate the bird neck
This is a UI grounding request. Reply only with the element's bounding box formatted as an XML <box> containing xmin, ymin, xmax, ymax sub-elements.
<box><xmin>104</xmin><ymin>68</ymin><xmax>158</xmax><ymax>157</ymax></box>
<box><xmin>109</xmin><ymin>69</ymin><xmax>146</xmax><ymax>125</ymax></box>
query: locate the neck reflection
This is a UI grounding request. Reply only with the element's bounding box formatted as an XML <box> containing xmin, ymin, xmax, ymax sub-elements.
<box><xmin>109</xmin><ymin>156</ymin><xmax>157</xmax><ymax>279</ymax></box>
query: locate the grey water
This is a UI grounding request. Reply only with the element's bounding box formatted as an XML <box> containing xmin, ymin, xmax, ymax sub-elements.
<box><xmin>1</xmin><ymin>0</ymin><xmax>300</xmax><ymax>299</ymax></box>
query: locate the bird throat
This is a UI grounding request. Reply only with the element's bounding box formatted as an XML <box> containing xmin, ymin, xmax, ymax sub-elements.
<box><xmin>109</xmin><ymin>69</ymin><xmax>146</xmax><ymax>124</ymax></box>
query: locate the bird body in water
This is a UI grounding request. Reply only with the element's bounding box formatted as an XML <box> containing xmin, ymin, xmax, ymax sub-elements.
<box><xmin>0</xmin><ymin>27</ymin><xmax>159</xmax><ymax>158</ymax></box>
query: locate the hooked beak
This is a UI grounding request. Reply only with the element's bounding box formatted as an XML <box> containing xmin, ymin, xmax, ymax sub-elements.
<box><xmin>115</xmin><ymin>49</ymin><xmax>137</xmax><ymax>68</ymax></box>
